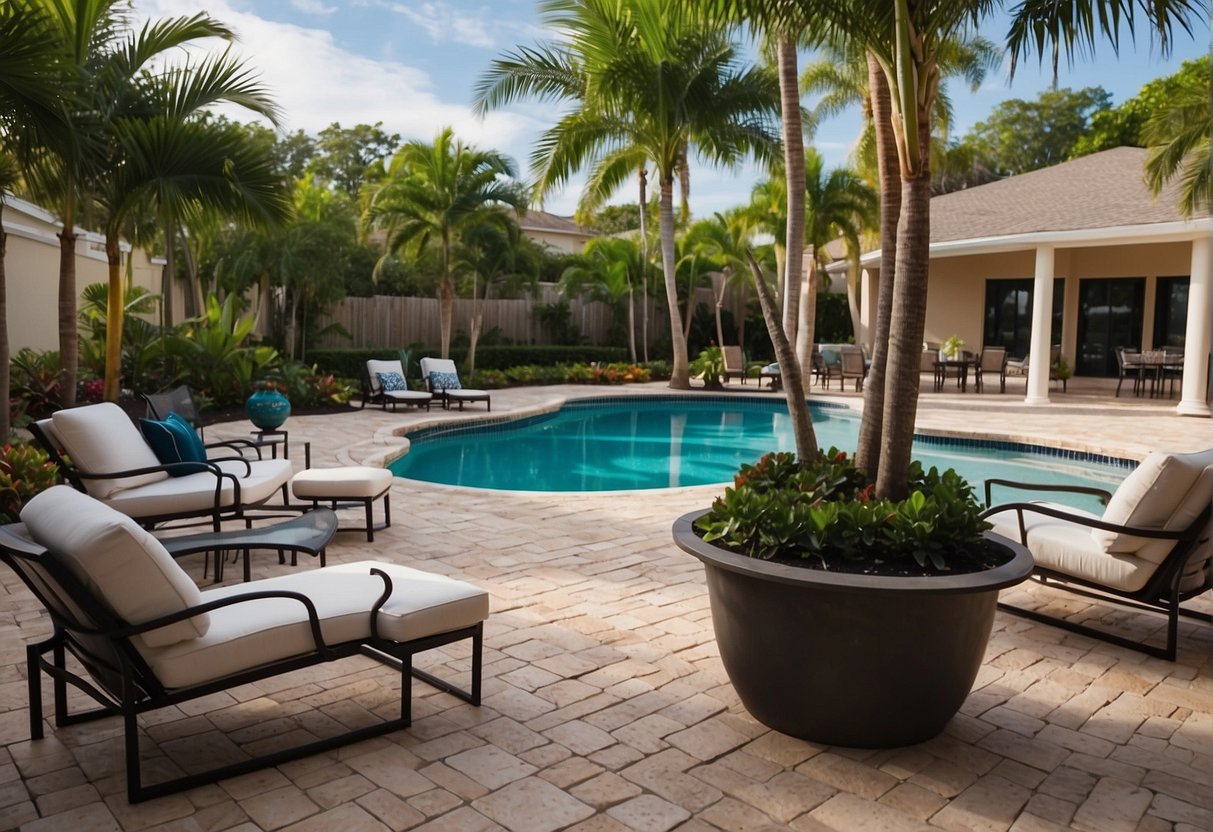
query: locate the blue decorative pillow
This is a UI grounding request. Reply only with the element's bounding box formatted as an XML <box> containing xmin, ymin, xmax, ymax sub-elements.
<box><xmin>429</xmin><ymin>370</ymin><xmax>462</xmax><ymax>391</ymax></box>
<box><xmin>140</xmin><ymin>412</ymin><xmax>208</xmax><ymax>476</ymax></box>
<box><xmin>377</xmin><ymin>371</ymin><xmax>407</xmax><ymax>392</ymax></box>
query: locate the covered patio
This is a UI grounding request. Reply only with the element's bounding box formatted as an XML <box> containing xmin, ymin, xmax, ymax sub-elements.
<box><xmin>1</xmin><ymin>383</ymin><xmax>1209</xmax><ymax>831</ymax></box>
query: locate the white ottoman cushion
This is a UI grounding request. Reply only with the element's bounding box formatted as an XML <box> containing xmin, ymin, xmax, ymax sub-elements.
<box><xmin>141</xmin><ymin>560</ymin><xmax>488</xmax><ymax>689</ymax></box>
<box><xmin>292</xmin><ymin>467</ymin><xmax>393</xmax><ymax>500</ymax></box>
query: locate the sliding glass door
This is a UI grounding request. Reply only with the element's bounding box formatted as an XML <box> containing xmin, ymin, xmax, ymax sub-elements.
<box><xmin>1076</xmin><ymin>278</ymin><xmax>1145</xmax><ymax>376</ymax></box>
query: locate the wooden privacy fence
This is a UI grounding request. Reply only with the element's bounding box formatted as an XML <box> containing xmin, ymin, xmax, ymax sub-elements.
<box><xmin>311</xmin><ymin>283</ymin><xmax>724</xmax><ymax>350</ymax></box>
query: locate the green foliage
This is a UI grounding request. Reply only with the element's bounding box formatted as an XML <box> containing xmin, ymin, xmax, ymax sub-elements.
<box><xmin>0</xmin><ymin>442</ymin><xmax>59</xmax><ymax>523</ymax></box>
<box><xmin>589</xmin><ymin>203</ymin><xmax>649</xmax><ymax>234</ymax></box>
<box><xmin>9</xmin><ymin>348</ymin><xmax>62</xmax><ymax>420</ymax></box>
<box><xmin>815</xmin><ymin>293</ymin><xmax>853</xmax><ymax>344</ymax></box>
<box><xmin>695</xmin><ymin>450</ymin><xmax>992</xmax><ymax>573</ymax></box>
<box><xmin>159</xmin><ymin>295</ymin><xmax>281</xmax><ymax>406</ymax></box>
<box><xmin>689</xmin><ymin>346</ymin><xmax>725</xmax><ymax>388</ymax></box>
<box><xmin>1073</xmin><ymin>58</ymin><xmax>1209</xmax><ymax>157</ymax></box>
<box><xmin>76</xmin><ymin>283</ymin><xmax>161</xmax><ymax>390</ymax></box>
<box><xmin>307</xmin><ymin>346</ymin><xmax>630</xmax><ymax>380</ymax></box>
<box><xmin>266</xmin><ymin>361</ymin><xmax>357</xmax><ymax>407</ymax></box>
<box><xmin>534</xmin><ymin>299</ymin><xmax>580</xmax><ymax>344</ymax></box>
<box><xmin>941</xmin><ymin>335</ymin><xmax>967</xmax><ymax>359</ymax></box>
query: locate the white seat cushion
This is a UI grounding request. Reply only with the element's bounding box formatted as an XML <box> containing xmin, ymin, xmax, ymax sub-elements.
<box><xmin>292</xmin><ymin>467</ymin><xmax>393</xmax><ymax>500</ymax></box>
<box><xmin>141</xmin><ymin>560</ymin><xmax>488</xmax><ymax>689</ymax></box>
<box><xmin>51</xmin><ymin>403</ymin><xmax>167</xmax><ymax>499</ymax></box>
<box><xmin>1096</xmin><ymin>450</ymin><xmax>1213</xmax><ymax>554</ymax></box>
<box><xmin>367</xmin><ymin>359</ymin><xmax>405</xmax><ymax>397</ymax></box>
<box><xmin>987</xmin><ymin>502</ymin><xmax>1159</xmax><ymax>593</ymax></box>
<box><xmin>446</xmin><ymin>388</ymin><xmax>490</xmax><ymax>400</ymax></box>
<box><xmin>21</xmin><ymin>486</ymin><xmax>209</xmax><ymax>648</ymax></box>
<box><xmin>102</xmin><ymin>458</ymin><xmax>293</xmax><ymax>518</ymax></box>
<box><xmin>384</xmin><ymin>389</ymin><xmax>433</xmax><ymax>403</ymax></box>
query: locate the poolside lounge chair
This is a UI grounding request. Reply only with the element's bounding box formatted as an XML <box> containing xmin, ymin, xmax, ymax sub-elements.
<box><xmin>420</xmin><ymin>357</ymin><xmax>491</xmax><ymax>411</ymax></box>
<box><xmin>982</xmin><ymin>448</ymin><xmax>1213</xmax><ymax>660</ymax></box>
<box><xmin>721</xmin><ymin>346</ymin><xmax>747</xmax><ymax>384</ymax></box>
<box><xmin>362</xmin><ymin>359</ymin><xmax>434</xmax><ymax>411</ymax></box>
<box><xmin>1</xmin><ymin>485</ymin><xmax>488</xmax><ymax>802</ymax></box>
<box><xmin>975</xmin><ymin>346</ymin><xmax>1007</xmax><ymax>394</ymax></box>
<box><xmin>30</xmin><ymin>402</ymin><xmax>293</xmax><ymax>531</ymax></box>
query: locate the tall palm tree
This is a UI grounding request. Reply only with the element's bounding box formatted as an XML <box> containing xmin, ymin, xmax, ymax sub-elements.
<box><xmin>475</xmin><ymin>0</ymin><xmax>780</xmax><ymax>388</ymax></box>
<box><xmin>560</xmin><ymin>236</ymin><xmax>644</xmax><ymax>362</ymax></box>
<box><xmin>362</xmin><ymin>127</ymin><xmax>525</xmax><ymax>359</ymax></box>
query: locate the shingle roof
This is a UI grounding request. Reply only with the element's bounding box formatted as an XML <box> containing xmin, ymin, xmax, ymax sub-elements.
<box><xmin>518</xmin><ymin>210</ymin><xmax>595</xmax><ymax>236</ymax></box>
<box><xmin>929</xmin><ymin>146</ymin><xmax>1189</xmax><ymax>244</ymax></box>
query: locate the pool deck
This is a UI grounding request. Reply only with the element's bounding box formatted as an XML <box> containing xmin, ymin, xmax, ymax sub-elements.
<box><xmin>2</xmin><ymin>375</ymin><xmax>1211</xmax><ymax>832</ymax></box>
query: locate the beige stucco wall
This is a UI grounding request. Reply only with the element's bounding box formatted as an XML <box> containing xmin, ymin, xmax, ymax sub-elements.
<box><xmin>523</xmin><ymin>229</ymin><xmax>590</xmax><ymax>254</ymax></box>
<box><xmin>857</xmin><ymin>239</ymin><xmax>1197</xmax><ymax>373</ymax></box>
<box><xmin>3</xmin><ymin>200</ymin><xmax>175</xmax><ymax>353</ymax></box>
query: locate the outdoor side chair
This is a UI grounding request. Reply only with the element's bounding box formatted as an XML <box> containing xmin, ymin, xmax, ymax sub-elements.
<box><xmin>420</xmin><ymin>357</ymin><xmax>491</xmax><ymax>411</ymax></box>
<box><xmin>975</xmin><ymin>346</ymin><xmax>1007</xmax><ymax>393</ymax></box>
<box><xmin>839</xmin><ymin>345</ymin><xmax>866</xmax><ymax>391</ymax></box>
<box><xmin>1114</xmin><ymin>346</ymin><xmax>1145</xmax><ymax>397</ymax></box>
<box><xmin>982</xmin><ymin>448</ymin><xmax>1213</xmax><ymax>660</ymax></box>
<box><xmin>1</xmin><ymin>485</ymin><xmax>488</xmax><ymax>803</ymax></box>
<box><xmin>721</xmin><ymin>345</ymin><xmax>747</xmax><ymax>384</ymax></box>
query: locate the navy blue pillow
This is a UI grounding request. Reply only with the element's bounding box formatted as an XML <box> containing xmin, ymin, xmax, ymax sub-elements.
<box><xmin>140</xmin><ymin>413</ymin><xmax>208</xmax><ymax>476</ymax></box>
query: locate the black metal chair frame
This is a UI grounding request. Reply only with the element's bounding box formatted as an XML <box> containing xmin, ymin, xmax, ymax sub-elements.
<box><xmin>982</xmin><ymin>479</ymin><xmax>1213</xmax><ymax>661</ymax></box>
<box><xmin>28</xmin><ymin>419</ymin><xmax>286</xmax><ymax>533</ymax></box>
<box><xmin>0</xmin><ymin>525</ymin><xmax>482</xmax><ymax>803</ymax></box>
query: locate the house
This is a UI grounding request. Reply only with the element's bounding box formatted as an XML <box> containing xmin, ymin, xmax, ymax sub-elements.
<box><xmin>836</xmin><ymin>147</ymin><xmax>1211</xmax><ymax>416</ymax></box>
<box><xmin>517</xmin><ymin>210</ymin><xmax>595</xmax><ymax>254</ymax></box>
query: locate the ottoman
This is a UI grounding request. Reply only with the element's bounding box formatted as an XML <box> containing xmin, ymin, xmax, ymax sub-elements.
<box><xmin>291</xmin><ymin>466</ymin><xmax>393</xmax><ymax>542</ymax></box>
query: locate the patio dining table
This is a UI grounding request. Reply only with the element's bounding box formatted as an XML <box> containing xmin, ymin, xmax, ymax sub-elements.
<box><xmin>933</xmin><ymin>355</ymin><xmax>976</xmax><ymax>392</ymax></box>
<box><xmin>1137</xmin><ymin>350</ymin><xmax>1183</xmax><ymax>399</ymax></box>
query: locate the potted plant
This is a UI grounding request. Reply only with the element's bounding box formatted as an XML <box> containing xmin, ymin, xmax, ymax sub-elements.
<box><xmin>672</xmin><ymin>450</ymin><xmax>1032</xmax><ymax>747</ymax></box>
<box><xmin>941</xmin><ymin>334</ymin><xmax>967</xmax><ymax>360</ymax></box>
<box><xmin>689</xmin><ymin>345</ymin><xmax>725</xmax><ymax>390</ymax></box>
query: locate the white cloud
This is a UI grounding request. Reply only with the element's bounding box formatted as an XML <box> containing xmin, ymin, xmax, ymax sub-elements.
<box><xmin>289</xmin><ymin>0</ymin><xmax>336</xmax><ymax>16</ymax></box>
<box><xmin>388</xmin><ymin>2</ymin><xmax>494</xmax><ymax>49</ymax></box>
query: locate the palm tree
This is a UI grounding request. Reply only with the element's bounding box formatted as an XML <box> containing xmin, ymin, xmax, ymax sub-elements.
<box><xmin>1143</xmin><ymin>57</ymin><xmax>1210</xmax><ymax>217</ymax></box>
<box><xmin>682</xmin><ymin>211</ymin><xmax>753</xmax><ymax>350</ymax></box>
<box><xmin>474</xmin><ymin>0</ymin><xmax>780</xmax><ymax>388</ymax></box>
<box><xmin>560</xmin><ymin>236</ymin><xmax>644</xmax><ymax>362</ymax></box>
<box><xmin>362</xmin><ymin>127</ymin><xmax>525</xmax><ymax>359</ymax></box>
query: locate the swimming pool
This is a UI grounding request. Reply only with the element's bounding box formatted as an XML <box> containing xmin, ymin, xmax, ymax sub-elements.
<box><xmin>390</xmin><ymin>396</ymin><xmax>1132</xmax><ymax>508</ymax></box>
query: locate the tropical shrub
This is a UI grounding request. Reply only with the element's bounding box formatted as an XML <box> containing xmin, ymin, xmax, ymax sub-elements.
<box><xmin>689</xmin><ymin>346</ymin><xmax>724</xmax><ymax>388</ymax></box>
<box><xmin>159</xmin><ymin>295</ymin><xmax>281</xmax><ymax>406</ymax></box>
<box><xmin>10</xmin><ymin>349</ymin><xmax>63</xmax><ymax>420</ymax></box>
<box><xmin>0</xmin><ymin>442</ymin><xmax>60</xmax><ymax>523</ymax></box>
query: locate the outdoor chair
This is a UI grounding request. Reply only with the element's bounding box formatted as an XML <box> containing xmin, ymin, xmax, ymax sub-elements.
<box><xmin>1</xmin><ymin>485</ymin><xmax>488</xmax><ymax>802</ymax></box>
<box><xmin>721</xmin><ymin>346</ymin><xmax>747</xmax><ymax>384</ymax></box>
<box><xmin>818</xmin><ymin>348</ymin><xmax>842</xmax><ymax>389</ymax></box>
<box><xmin>419</xmin><ymin>357</ymin><xmax>491</xmax><ymax>411</ymax></box>
<box><xmin>975</xmin><ymin>346</ymin><xmax>1007</xmax><ymax>393</ymax></box>
<box><xmin>1006</xmin><ymin>345</ymin><xmax>1065</xmax><ymax>391</ymax></box>
<box><xmin>982</xmin><ymin>448</ymin><xmax>1213</xmax><ymax>660</ymax></box>
<box><xmin>1114</xmin><ymin>346</ymin><xmax>1145</xmax><ymax>397</ymax></box>
<box><xmin>362</xmin><ymin>358</ymin><xmax>434</xmax><ymax>411</ymax></box>
<box><xmin>839</xmin><ymin>345</ymin><xmax>866</xmax><ymax>391</ymax></box>
<box><xmin>144</xmin><ymin>385</ymin><xmax>270</xmax><ymax>459</ymax></box>
<box><xmin>30</xmin><ymin>402</ymin><xmax>293</xmax><ymax>531</ymax></box>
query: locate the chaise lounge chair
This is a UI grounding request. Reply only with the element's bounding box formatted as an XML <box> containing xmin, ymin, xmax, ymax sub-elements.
<box><xmin>362</xmin><ymin>358</ymin><xmax>434</xmax><ymax>411</ymax></box>
<box><xmin>1</xmin><ymin>486</ymin><xmax>488</xmax><ymax>802</ymax></box>
<box><xmin>30</xmin><ymin>402</ymin><xmax>293</xmax><ymax>531</ymax></box>
<box><xmin>982</xmin><ymin>448</ymin><xmax>1213</xmax><ymax>660</ymax></box>
<box><xmin>419</xmin><ymin>357</ymin><xmax>491</xmax><ymax>411</ymax></box>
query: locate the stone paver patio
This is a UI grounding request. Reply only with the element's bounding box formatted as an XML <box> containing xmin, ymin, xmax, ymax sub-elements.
<box><xmin>1</xmin><ymin>377</ymin><xmax>1210</xmax><ymax>831</ymax></box>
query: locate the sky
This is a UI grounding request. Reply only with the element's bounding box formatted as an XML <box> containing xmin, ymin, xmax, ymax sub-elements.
<box><xmin>142</xmin><ymin>0</ymin><xmax>1211</xmax><ymax>218</ymax></box>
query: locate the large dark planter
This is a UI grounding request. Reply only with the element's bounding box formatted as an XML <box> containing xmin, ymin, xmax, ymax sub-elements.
<box><xmin>673</xmin><ymin>510</ymin><xmax>1033</xmax><ymax>748</ymax></box>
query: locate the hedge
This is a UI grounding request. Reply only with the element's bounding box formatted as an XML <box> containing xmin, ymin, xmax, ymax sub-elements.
<box><xmin>307</xmin><ymin>345</ymin><xmax>630</xmax><ymax>380</ymax></box>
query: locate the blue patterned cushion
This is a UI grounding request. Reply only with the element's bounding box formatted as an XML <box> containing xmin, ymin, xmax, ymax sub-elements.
<box><xmin>376</xmin><ymin>371</ymin><xmax>407</xmax><ymax>392</ymax></box>
<box><xmin>429</xmin><ymin>370</ymin><xmax>461</xmax><ymax>391</ymax></box>
<box><xmin>140</xmin><ymin>412</ymin><xmax>208</xmax><ymax>476</ymax></box>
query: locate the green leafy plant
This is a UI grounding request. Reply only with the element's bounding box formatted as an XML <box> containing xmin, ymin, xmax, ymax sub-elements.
<box><xmin>0</xmin><ymin>442</ymin><xmax>60</xmax><ymax>523</ymax></box>
<box><xmin>159</xmin><ymin>295</ymin><xmax>281</xmax><ymax>406</ymax></box>
<box><xmin>941</xmin><ymin>335</ymin><xmax>967</xmax><ymax>360</ymax></box>
<box><xmin>1053</xmin><ymin>358</ymin><xmax>1073</xmax><ymax>380</ymax></box>
<box><xmin>689</xmin><ymin>346</ymin><xmax>725</xmax><ymax>388</ymax></box>
<box><xmin>695</xmin><ymin>449</ymin><xmax>994</xmax><ymax>574</ymax></box>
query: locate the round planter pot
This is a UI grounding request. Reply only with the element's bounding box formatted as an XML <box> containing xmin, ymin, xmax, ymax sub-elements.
<box><xmin>673</xmin><ymin>510</ymin><xmax>1033</xmax><ymax>748</ymax></box>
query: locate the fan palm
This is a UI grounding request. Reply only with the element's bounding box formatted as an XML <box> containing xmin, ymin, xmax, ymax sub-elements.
<box><xmin>362</xmin><ymin>127</ymin><xmax>525</xmax><ymax>359</ymax></box>
<box><xmin>475</xmin><ymin>0</ymin><xmax>780</xmax><ymax>388</ymax></box>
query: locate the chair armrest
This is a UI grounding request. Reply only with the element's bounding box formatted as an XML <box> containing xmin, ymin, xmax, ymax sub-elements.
<box><xmin>197</xmin><ymin>455</ymin><xmax>253</xmax><ymax>477</ymax></box>
<box><xmin>205</xmin><ymin>438</ymin><xmax>264</xmax><ymax>460</ymax></box>
<box><xmin>984</xmin><ymin>478</ymin><xmax>1113</xmax><ymax>507</ymax></box>
<box><xmin>108</xmin><ymin>590</ymin><xmax>331</xmax><ymax>655</ymax></box>
<box><xmin>73</xmin><ymin>459</ymin><xmax>236</xmax><ymax>481</ymax></box>
<box><xmin>979</xmin><ymin>500</ymin><xmax>1194</xmax><ymax>541</ymax></box>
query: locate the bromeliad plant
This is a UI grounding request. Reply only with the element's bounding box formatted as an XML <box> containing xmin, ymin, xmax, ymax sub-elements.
<box><xmin>695</xmin><ymin>449</ymin><xmax>992</xmax><ymax>573</ymax></box>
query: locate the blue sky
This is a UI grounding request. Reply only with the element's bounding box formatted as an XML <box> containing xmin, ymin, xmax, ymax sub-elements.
<box><xmin>145</xmin><ymin>0</ymin><xmax>1210</xmax><ymax>217</ymax></box>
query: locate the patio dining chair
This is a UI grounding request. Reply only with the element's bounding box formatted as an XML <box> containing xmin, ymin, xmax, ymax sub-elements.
<box><xmin>1114</xmin><ymin>347</ymin><xmax>1145</xmax><ymax>397</ymax></box>
<box><xmin>839</xmin><ymin>345</ymin><xmax>866</xmax><ymax>391</ymax></box>
<box><xmin>419</xmin><ymin>357</ymin><xmax>491</xmax><ymax>411</ymax></box>
<box><xmin>1</xmin><ymin>485</ymin><xmax>488</xmax><ymax>802</ymax></box>
<box><xmin>721</xmin><ymin>346</ymin><xmax>747</xmax><ymax>384</ymax></box>
<box><xmin>818</xmin><ymin>348</ymin><xmax>842</xmax><ymax>389</ymax></box>
<box><xmin>975</xmin><ymin>346</ymin><xmax>1007</xmax><ymax>394</ymax></box>
<box><xmin>982</xmin><ymin>448</ymin><xmax>1213</xmax><ymax>660</ymax></box>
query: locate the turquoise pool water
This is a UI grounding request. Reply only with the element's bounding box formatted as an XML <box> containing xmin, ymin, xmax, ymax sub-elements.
<box><xmin>390</xmin><ymin>397</ymin><xmax>1132</xmax><ymax>509</ymax></box>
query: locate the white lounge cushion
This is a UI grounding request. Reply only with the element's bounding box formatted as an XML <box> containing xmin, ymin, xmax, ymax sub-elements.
<box><xmin>367</xmin><ymin>359</ymin><xmax>405</xmax><ymax>396</ymax></box>
<box><xmin>101</xmin><ymin>458</ymin><xmax>293</xmax><ymax>519</ymax></box>
<box><xmin>141</xmin><ymin>561</ymin><xmax>489</xmax><ymax>689</ymax></box>
<box><xmin>987</xmin><ymin>502</ymin><xmax>1158</xmax><ymax>593</ymax></box>
<box><xmin>292</xmin><ymin>467</ymin><xmax>393</xmax><ymax>500</ymax></box>
<box><xmin>384</xmin><ymin>389</ymin><xmax>433</xmax><ymax>403</ymax></box>
<box><xmin>51</xmin><ymin>403</ymin><xmax>167</xmax><ymax>499</ymax></box>
<box><xmin>1097</xmin><ymin>450</ymin><xmax>1213</xmax><ymax>555</ymax></box>
<box><xmin>445</xmin><ymin>388</ymin><xmax>491</xmax><ymax>401</ymax></box>
<box><xmin>21</xmin><ymin>486</ymin><xmax>208</xmax><ymax>648</ymax></box>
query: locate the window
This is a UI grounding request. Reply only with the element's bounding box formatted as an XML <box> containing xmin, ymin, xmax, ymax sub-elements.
<box><xmin>983</xmin><ymin>278</ymin><xmax>1064</xmax><ymax>359</ymax></box>
<box><xmin>1154</xmin><ymin>276</ymin><xmax>1189</xmax><ymax>348</ymax></box>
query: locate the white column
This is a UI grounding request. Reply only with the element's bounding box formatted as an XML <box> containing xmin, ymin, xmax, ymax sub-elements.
<box><xmin>1176</xmin><ymin>236</ymin><xmax>1212</xmax><ymax>417</ymax></box>
<box><xmin>1024</xmin><ymin>245</ymin><xmax>1055</xmax><ymax>406</ymax></box>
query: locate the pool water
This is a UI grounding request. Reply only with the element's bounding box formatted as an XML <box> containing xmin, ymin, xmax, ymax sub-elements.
<box><xmin>390</xmin><ymin>397</ymin><xmax>1131</xmax><ymax>509</ymax></box>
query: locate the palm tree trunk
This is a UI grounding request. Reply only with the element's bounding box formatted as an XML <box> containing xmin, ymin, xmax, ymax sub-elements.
<box><xmin>626</xmin><ymin>284</ymin><xmax>637</xmax><ymax>363</ymax></box>
<box><xmin>0</xmin><ymin>213</ymin><xmax>9</xmax><ymax>439</ymax></box>
<box><xmin>439</xmin><ymin>231</ymin><xmax>453</xmax><ymax>359</ymax></box>
<box><xmin>103</xmin><ymin>237</ymin><xmax>123</xmax><ymax>402</ymax></box>
<box><xmin>161</xmin><ymin>210</ymin><xmax>176</xmax><ymax>331</ymax></box>
<box><xmin>795</xmin><ymin>253</ymin><xmax>818</xmax><ymax>373</ymax></box>
<box><xmin>747</xmin><ymin>251</ymin><xmax>815</xmax><ymax>459</ymax></box>
<box><xmin>660</xmin><ymin>177</ymin><xmax>690</xmax><ymax>389</ymax></box>
<box><xmin>57</xmin><ymin>224</ymin><xmax>78</xmax><ymax>407</ymax></box>
<box><xmin>712</xmin><ymin>272</ymin><xmax>725</xmax><ymax>349</ymax></box>
<box><xmin>856</xmin><ymin>54</ymin><xmax>902</xmax><ymax>479</ymax></box>
<box><xmin>875</xmin><ymin>109</ymin><xmax>932</xmax><ymax>500</ymax></box>
<box><xmin>638</xmin><ymin>168</ymin><xmax>649</xmax><ymax>363</ymax></box>
<box><xmin>778</xmin><ymin>36</ymin><xmax>806</xmax><ymax>348</ymax></box>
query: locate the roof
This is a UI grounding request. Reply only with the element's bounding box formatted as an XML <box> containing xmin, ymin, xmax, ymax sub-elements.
<box><xmin>517</xmin><ymin>210</ymin><xmax>595</xmax><ymax>237</ymax></box>
<box><xmin>929</xmin><ymin>146</ymin><xmax>1188</xmax><ymax>243</ymax></box>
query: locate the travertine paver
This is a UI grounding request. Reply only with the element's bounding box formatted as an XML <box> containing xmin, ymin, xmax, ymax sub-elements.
<box><xmin>2</xmin><ymin>380</ymin><xmax>1212</xmax><ymax>831</ymax></box>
